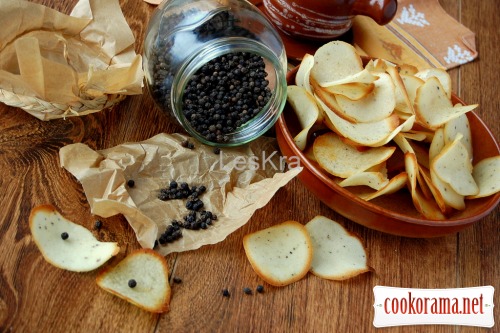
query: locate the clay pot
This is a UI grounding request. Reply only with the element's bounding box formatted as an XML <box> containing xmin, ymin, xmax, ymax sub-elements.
<box><xmin>261</xmin><ymin>0</ymin><xmax>398</xmax><ymax>40</ymax></box>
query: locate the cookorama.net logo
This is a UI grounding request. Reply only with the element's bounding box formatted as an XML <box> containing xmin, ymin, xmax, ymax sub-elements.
<box><xmin>373</xmin><ymin>286</ymin><xmax>495</xmax><ymax>328</ymax></box>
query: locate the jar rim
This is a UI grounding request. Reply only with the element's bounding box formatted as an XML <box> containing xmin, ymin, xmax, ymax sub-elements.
<box><xmin>171</xmin><ymin>37</ymin><xmax>287</xmax><ymax>147</ymax></box>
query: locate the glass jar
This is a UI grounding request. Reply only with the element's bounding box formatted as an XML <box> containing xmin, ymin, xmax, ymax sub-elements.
<box><xmin>143</xmin><ymin>0</ymin><xmax>287</xmax><ymax>147</ymax></box>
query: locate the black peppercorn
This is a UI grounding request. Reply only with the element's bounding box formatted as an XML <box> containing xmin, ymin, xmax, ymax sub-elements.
<box><xmin>185</xmin><ymin>200</ymin><xmax>195</xmax><ymax>210</ymax></box>
<box><xmin>94</xmin><ymin>220</ymin><xmax>102</xmax><ymax>230</ymax></box>
<box><xmin>181</xmin><ymin>140</ymin><xmax>195</xmax><ymax>149</ymax></box>
<box><xmin>256</xmin><ymin>285</ymin><xmax>264</xmax><ymax>293</ymax></box>
<box><xmin>194</xmin><ymin>200</ymin><xmax>205</xmax><ymax>211</ymax></box>
<box><xmin>127</xmin><ymin>179</ymin><xmax>135</xmax><ymax>188</ymax></box>
<box><xmin>158</xmin><ymin>236</ymin><xmax>167</xmax><ymax>245</ymax></box>
<box><xmin>243</xmin><ymin>287</ymin><xmax>252</xmax><ymax>295</ymax></box>
<box><xmin>128</xmin><ymin>279</ymin><xmax>137</xmax><ymax>288</ymax></box>
<box><xmin>222</xmin><ymin>289</ymin><xmax>230</xmax><ymax>297</ymax></box>
<box><xmin>184</xmin><ymin>214</ymin><xmax>195</xmax><ymax>223</ymax></box>
<box><xmin>213</xmin><ymin>147</ymin><xmax>221</xmax><ymax>155</ymax></box>
<box><xmin>172</xmin><ymin>230</ymin><xmax>183</xmax><ymax>240</ymax></box>
<box><xmin>61</xmin><ymin>232</ymin><xmax>69</xmax><ymax>240</ymax></box>
<box><xmin>173</xmin><ymin>277</ymin><xmax>182</xmax><ymax>284</ymax></box>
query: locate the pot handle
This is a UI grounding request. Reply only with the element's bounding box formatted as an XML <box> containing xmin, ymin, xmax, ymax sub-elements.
<box><xmin>352</xmin><ymin>0</ymin><xmax>398</xmax><ymax>25</ymax></box>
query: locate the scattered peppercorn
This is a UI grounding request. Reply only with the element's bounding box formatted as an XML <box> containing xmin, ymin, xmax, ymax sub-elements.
<box><xmin>256</xmin><ymin>285</ymin><xmax>264</xmax><ymax>293</ymax></box>
<box><xmin>173</xmin><ymin>277</ymin><xmax>182</xmax><ymax>284</ymax></box>
<box><xmin>127</xmin><ymin>179</ymin><xmax>135</xmax><ymax>188</ymax></box>
<box><xmin>222</xmin><ymin>289</ymin><xmax>230</xmax><ymax>297</ymax></box>
<box><xmin>243</xmin><ymin>287</ymin><xmax>252</xmax><ymax>295</ymax></box>
<box><xmin>61</xmin><ymin>232</ymin><xmax>69</xmax><ymax>240</ymax></box>
<box><xmin>213</xmin><ymin>147</ymin><xmax>221</xmax><ymax>155</ymax></box>
<box><xmin>128</xmin><ymin>279</ymin><xmax>137</xmax><ymax>288</ymax></box>
<box><xmin>181</xmin><ymin>140</ymin><xmax>195</xmax><ymax>149</ymax></box>
<box><xmin>94</xmin><ymin>220</ymin><xmax>103</xmax><ymax>230</ymax></box>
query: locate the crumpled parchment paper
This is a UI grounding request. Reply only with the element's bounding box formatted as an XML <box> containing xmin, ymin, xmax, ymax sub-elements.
<box><xmin>0</xmin><ymin>0</ymin><xmax>143</xmax><ymax>120</ymax></box>
<box><xmin>59</xmin><ymin>133</ymin><xmax>301</xmax><ymax>255</ymax></box>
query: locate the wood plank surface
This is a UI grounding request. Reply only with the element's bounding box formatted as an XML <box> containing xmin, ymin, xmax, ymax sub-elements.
<box><xmin>0</xmin><ymin>0</ymin><xmax>498</xmax><ymax>332</ymax></box>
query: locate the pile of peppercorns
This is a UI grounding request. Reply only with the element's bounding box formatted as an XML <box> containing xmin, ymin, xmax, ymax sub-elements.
<box><xmin>194</xmin><ymin>11</ymin><xmax>253</xmax><ymax>42</ymax></box>
<box><xmin>182</xmin><ymin>51</ymin><xmax>272</xmax><ymax>143</ymax></box>
<box><xmin>149</xmin><ymin>10</ymin><xmax>257</xmax><ymax>127</ymax></box>
<box><xmin>156</xmin><ymin>181</ymin><xmax>217</xmax><ymax>245</ymax></box>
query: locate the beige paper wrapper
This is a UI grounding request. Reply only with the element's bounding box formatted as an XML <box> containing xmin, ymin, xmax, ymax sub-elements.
<box><xmin>59</xmin><ymin>133</ymin><xmax>301</xmax><ymax>255</ymax></box>
<box><xmin>0</xmin><ymin>0</ymin><xmax>143</xmax><ymax>120</ymax></box>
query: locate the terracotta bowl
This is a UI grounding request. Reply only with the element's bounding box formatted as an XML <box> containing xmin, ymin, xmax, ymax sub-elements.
<box><xmin>276</xmin><ymin>67</ymin><xmax>500</xmax><ymax>237</ymax></box>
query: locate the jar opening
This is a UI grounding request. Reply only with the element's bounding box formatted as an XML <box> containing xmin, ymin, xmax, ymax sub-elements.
<box><xmin>172</xmin><ymin>37</ymin><xmax>287</xmax><ymax>147</ymax></box>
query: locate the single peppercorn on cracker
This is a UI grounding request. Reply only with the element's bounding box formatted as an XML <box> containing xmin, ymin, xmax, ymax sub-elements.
<box><xmin>29</xmin><ymin>205</ymin><xmax>119</xmax><ymax>272</ymax></box>
<box><xmin>96</xmin><ymin>249</ymin><xmax>171</xmax><ymax>313</ymax></box>
<box><xmin>243</xmin><ymin>221</ymin><xmax>312</xmax><ymax>287</ymax></box>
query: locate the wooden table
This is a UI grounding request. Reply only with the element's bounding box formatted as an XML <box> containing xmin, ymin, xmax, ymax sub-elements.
<box><xmin>1</xmin><ymin>0</ymin><xmax>498</xmax><ymax>332</ymax></box>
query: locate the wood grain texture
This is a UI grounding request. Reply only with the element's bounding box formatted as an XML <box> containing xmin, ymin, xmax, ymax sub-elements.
<box><xmin>0</xmin><ymin>0</ymin><xmax>498</xmax><ymax>332</ymax></box>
